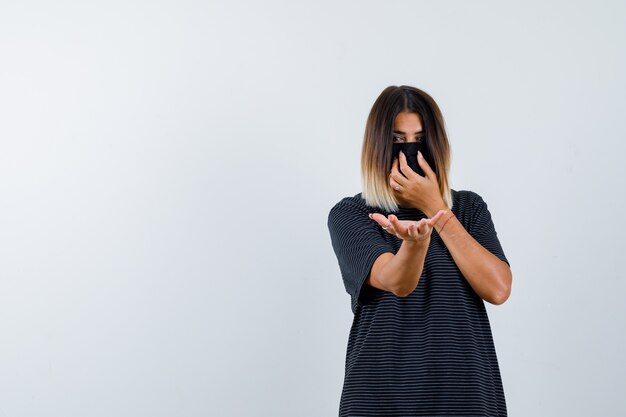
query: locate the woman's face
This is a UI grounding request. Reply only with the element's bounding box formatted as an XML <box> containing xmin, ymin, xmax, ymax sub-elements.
<box><xmin>392</xmin><ymin>111</ymin><xmax>424</xmax><ymax>143</ymax></box>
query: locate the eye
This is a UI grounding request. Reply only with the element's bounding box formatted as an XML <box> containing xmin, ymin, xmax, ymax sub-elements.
<box><xmin>392</xmin><ymin>136</ymin><xmax>405</xmax><ymax>142</ymax></box>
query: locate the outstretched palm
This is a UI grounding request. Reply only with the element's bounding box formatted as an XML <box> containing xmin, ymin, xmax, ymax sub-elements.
<box><xmin>368</xmin><ymin>210</ymin><xmax>447</xmax><ymax>242</ymax></box>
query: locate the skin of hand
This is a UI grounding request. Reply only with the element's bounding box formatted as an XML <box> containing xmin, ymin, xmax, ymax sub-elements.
<box><xmin>389</xmin><ymin>150</ymin><xmax>449</xmax><ymax>215</ymax></box>
<box><xmin>368</xmin><ymin>210</ymin><xmax>447</xmax><ymax>242</ymax></box>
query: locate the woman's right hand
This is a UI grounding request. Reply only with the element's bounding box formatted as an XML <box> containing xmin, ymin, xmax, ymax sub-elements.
<box><xmin>368</xmin><ymin>210</ymin><xmax>447</xmax><ymax>243</ymax></box>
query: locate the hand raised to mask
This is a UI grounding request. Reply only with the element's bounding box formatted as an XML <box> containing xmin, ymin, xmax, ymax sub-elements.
<box><xmin>368</xmin><ymin>210</ymin><xmax>447</xmax><ymax>243</ymax></box>
<box><xmin>388</xmin><ymin>150</ymin><xmax>446</xmax><ymax>214</ymax></box>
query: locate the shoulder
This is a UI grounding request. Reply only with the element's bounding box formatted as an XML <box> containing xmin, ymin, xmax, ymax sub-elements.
<box><xmin>450</xmin><ymin>189</ymin><xmax>493</xmax><ymax>231</ymax></box>
<box><xmin>451</xmin><ymin>188</ymin><xmax>483</xmax><ymax>214</ymax></box>
<box><xmin>327</xmin><ymin>193</ymin><xmax>376</xmax><ymax>234</ymax></box>
<box><xmin>328</xmin><ymin>193</ymin><xmax>370</xmax><ymax>219</ymax></box>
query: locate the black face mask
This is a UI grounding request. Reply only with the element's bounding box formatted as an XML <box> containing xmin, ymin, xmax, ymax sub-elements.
<box><xmin>391</xmin><ymin>141</ymin><xmax>436</xmax><ymax>177</ymax></box>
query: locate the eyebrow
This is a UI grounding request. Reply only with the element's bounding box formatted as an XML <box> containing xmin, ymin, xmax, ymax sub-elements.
<box><xmin>393</xmin><ymin>130</ymin><xmax>423</xmax><ymax>135</ymax></box>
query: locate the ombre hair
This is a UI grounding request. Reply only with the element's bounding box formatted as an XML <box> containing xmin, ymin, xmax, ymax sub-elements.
<box><xmin>361</xmin><ymin>85</ymin><xmax>453</xmax><ymax>213</ymax></box>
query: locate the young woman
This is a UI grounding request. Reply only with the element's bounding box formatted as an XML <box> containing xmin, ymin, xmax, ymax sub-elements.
<box><xmin>327</xmin><ymin>85</ymin><xmax>513</xmax><ymax>416</ymax></box>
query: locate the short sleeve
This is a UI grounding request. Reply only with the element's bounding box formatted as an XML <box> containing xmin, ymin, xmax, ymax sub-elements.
<box><xmin>468</xmin><ymin>193</ymin><xmax>510</xmax><ymax>267</ymax></box>
<box><xmin>327</xmin><ymin>199</ymin><xmax>395</xmax><ymax>314</ymax></box>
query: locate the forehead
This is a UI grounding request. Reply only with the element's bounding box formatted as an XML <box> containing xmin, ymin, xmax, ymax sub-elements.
<box><xmin>393</xmin><ymin>112</ymin><xmax>423</xmax><ymax>128</ymax></box>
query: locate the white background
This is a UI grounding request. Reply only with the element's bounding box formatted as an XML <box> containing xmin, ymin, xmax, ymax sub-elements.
<box><xmin>1</xmin><ymin>1</ymin><xmax>625</xmax><ymax>416</ymax></box>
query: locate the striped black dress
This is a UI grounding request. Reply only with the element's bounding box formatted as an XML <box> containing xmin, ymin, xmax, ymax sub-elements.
<box><xmin>327</xmin><ymin>189</ymin><xmax>510</xmax><ymax>417</ymax></box>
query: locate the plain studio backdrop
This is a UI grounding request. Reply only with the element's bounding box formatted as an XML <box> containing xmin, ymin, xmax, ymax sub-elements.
<box><xmin>1</xmin><ymin>1</ymin><xmax>625</xmax><ymax>416</ymax></box>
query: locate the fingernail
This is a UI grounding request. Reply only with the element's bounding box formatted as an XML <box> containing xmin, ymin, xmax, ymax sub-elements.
<box><xmin>368</xmin><ymin>213</ymin><xmax>372</xmax><ymax>218</ymax></box>
<box><xmin>418</xmin><ymin>150</ymin><xmax>423</xmax><ymax>159</ymax></box>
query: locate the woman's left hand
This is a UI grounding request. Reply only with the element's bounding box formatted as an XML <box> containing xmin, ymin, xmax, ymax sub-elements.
<box><xmin>389</xmin><ymin>150</ymin><xmax>447</xmax><ymax>214</ymax></box>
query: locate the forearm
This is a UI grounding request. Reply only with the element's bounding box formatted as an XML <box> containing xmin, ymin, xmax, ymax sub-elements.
<box><xmin>378</xmin><ymin>239</ymin><xmax>430</xmax><ymax>297</ymax></box>
<box><xmin>427</xmin><ymin>208</ymin><xmax>512</xmax><ymax>304</ymax></box>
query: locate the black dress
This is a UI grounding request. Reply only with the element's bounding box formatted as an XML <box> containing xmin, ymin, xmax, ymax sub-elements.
<box><xmin>327</xmin><ymin>189</ymin><xmax>510</xmax><ymax>417</ymax></box>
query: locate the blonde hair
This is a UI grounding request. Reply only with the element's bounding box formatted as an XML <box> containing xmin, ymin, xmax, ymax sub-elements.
<box><xmin>361</xmin><ymin>85</ymin><xmax>453</xmax><ymax>213</ymax></box>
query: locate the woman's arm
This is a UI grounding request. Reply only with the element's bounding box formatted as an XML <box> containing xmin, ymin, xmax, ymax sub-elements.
<box><xmin>389</xmin><ymin>151</ymin><xmax>511</xmax><ymax>304</ymax></box>
<box><xmin>366</xmin><ymin>239</ymin><xmax>430</xmax><ymax>297</ymax></box>
<box><xmin>367</xmin><ymin>212</ymin><xmax>445</xmax><ymax>297</ymax></box>
<box><xmin>424</xmin><ymin>205</ymin><xmax>512</xmax><ymax>305</ymax></box>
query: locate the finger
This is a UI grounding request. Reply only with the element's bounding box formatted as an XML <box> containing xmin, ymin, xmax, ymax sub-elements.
<box><xmin>389</xmin><ymin>214</ymin><xmax>407</xmax><ymax>236</ymax></box>
<box><xmin>390</xmin><ymin>158</ymin><xmax>409</xmax><ymax>187</ymax></box>
<box><xmin>368</xmin><ymin>212</ymin><xmax>391</xmax><ymax>228</ymax></box>
<box><xmin>408</xmin><ymin>223</ymin><xmax>416</xmax><ymax>238</ymax></box>
<box><xmin>417</xmin><ymin>150</ymin><xmax>436</xmax><ymax>180</ymax></box>
<box><xmin>370</xmin><ymin>213</ymin><xmax>398</xmax><ymax>235</ymax></box>
<box><xmin>391</xmin><ymin>157</ymin><xmax>398</xmax><ymax>175</ymax></box>
<box><xmin>389</xmin><ymin>176</ymin><xmax>401</xmax><ymax>192</ymax></box>
<box><xmin>416</xmin><ymin>218</ymin><xmax>430</xmax><ymax>234</ymax></box>
<box><xmin>398</xmin><ymin>150</ymin><xmax>417</xmax><ymax>179</ymax></box>
<box><xmin>428</xmin><ymin>209</ymin><xmax>448</xmax><ymax>225</ymax></box>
